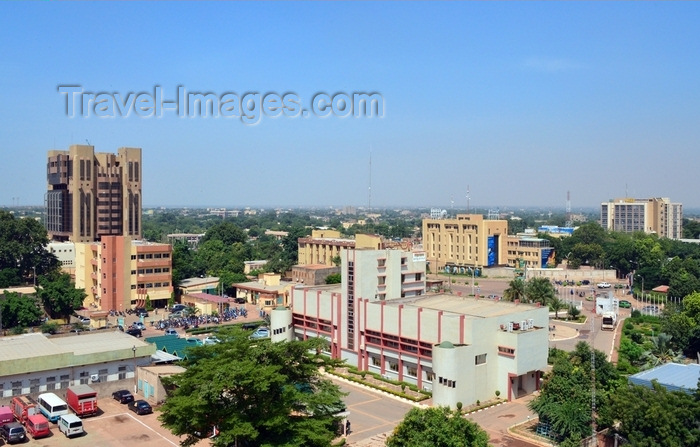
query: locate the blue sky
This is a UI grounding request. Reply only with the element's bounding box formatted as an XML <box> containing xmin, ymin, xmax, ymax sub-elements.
<box><xmin>1</xmin><ymin>2</ymin><xmax>699</xmax><ymax>210</ymax></box>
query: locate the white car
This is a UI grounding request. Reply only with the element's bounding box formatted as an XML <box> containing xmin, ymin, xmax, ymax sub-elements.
<box><xmin>203</xmin><ymin>336</ymin><xmax>220</xmax><ymax>345</ymax></box>
<box><xmin>597</xmin><ymin>282</ymin><xmax>611</xmax><ymax>289</ymax></box>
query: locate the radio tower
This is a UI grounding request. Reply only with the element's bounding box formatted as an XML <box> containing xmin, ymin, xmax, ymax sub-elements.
<box><xmin>466</xmin><ymin>185</ymin><xmax>471</xmax><ymax>214</ymax></box>
<box><xmin>368</xmin><ymin>152</ymin><xmax>372</xmax><ymax>214</ymax></box>
<box><xmin>565</xmin><ymin>190</ymin><xmax>573</xmax><ymax>227</ymax></box>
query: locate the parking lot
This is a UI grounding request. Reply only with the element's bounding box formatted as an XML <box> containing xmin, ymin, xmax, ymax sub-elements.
<box><xmin>24</xmin><ymin>396</ymin><xmax>184</xmax><ymax>447</ymax></box>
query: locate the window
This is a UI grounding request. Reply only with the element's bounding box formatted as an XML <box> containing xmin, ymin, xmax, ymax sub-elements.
<box><xmin>29</xmin><ymin>378</ymin><xmax>40</xmax><ymax>394</ymax></box>
<box><xmin>46</xmin><ymin>376</ymin><xmax>57</xmax><ymax>391</ymax></box>
<box><xmin>118</xmin><ymin>366</ymin><xmax>127</xmax><ymax>380</ymax></box>
<box><xmin>99</xmin><ymin>368</ymin><xmax>108</xmax><ymax>382</ymax></box>
<box><xmin>11</xmin><ymin>381</ymin><xmax>22</xmax><ymax>396</ymax></box>
<box><xmin>498</xmin><ymin>346</ymin><xmax>515</xmax><ymax>357</ymax></box>
<box><xmin>371</xmin><ymin>357</ymin><xmax>381</xmax><ymax>367</ymax></box>
<box><xmin>406</xmin><ymin>366</ymin><xmax>417</xmax><ymax>377</ymax></box>
<box><xmin>60</xmin><ymin>375</ymin><xmax>69</xmax><ymax>389</ymax></box>
<box><xmin>475</xmin><ymin>354</ymin><xmax>487</xmax><ymax>365</ymax></box>
<box><xmin>425</xmin><ymin>371</ymin><xmax>435</xmax><ymax>382</ymax></box>
<box><xmin>79</xmin><ymin>371</ymin><xmax>89</xmax><ymax>385</ymax></box>
<box><xmin>389</xmin><ymin>362</ymin><xmax>399</xmax><ymax>372</ymax></box>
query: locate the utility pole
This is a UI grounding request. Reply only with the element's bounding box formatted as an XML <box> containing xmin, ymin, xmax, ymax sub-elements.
<box><xmin>590</xmin><ymin>308</ymin><xmax>597</xmax><ymax>446</ymax></box>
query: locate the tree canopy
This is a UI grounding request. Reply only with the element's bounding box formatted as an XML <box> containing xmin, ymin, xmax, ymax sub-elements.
<box><xmin>0</xmin><ymin>211</ymin><xmax>58</xmax><ymax>287</ymax></box>
<box><xmin>159</xmin><ymin>330</ymin><xmax>346</xmax><ymax>447</ymax></box>
<box><xmin>0</xmin><ymin>291</ymin><xmax>43</xmax><ymax>329</ymax></box>
<box><xmin>36</xmin><ymin>272</ymin><xmax>86</xmax><ymax>322</ymax></box>
<box><xmin>385</xmin><ymin>406</ymin><xmax>490</xmax><ymax>447</ymax></box>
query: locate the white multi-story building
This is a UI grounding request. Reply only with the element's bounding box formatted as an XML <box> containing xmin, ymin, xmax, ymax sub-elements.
<box><xmin>274</xmin><ymin>248</ymin><xmax>549</xmax><ymax>408</ymax></box>
<box><xmin>601</xmin><ymin>197</ymin><xmax>683</xmax><ymax>239</ymax></box>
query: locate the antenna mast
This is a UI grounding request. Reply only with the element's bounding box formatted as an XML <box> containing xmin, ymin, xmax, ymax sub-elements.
<box><xmin>368</xmin><ymin>151</ymin><xmax>372</xmax><ymax>213</ymax></box>
<box><xmin>466</xmin><ymin>185</ymin><xmax>471</xmax><ymax>214</ymax></box>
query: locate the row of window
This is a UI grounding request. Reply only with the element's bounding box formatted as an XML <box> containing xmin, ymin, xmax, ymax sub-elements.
<box><xmin>0</xmin><ymin>367</ymin><xmax>125</xmax><ymax>396</ymax></box>
<box><xmin>131</xmin><ymin>253</ymin><xmax>170</xmax><ymax>260</ymax></box>
<box><xmin>134</xmin><ymin>267</ymin><xmax>170</xmax><ymax>275</ymax></box>
<box><xmin>130</xmin><ymin>282</ymin><xmax>170</xmax><ymax>289</ymax></box>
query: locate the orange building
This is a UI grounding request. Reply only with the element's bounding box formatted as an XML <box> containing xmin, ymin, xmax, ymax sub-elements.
<box><xmin>75</xmin><ymin>236</ymin><xmax>172</xmax><ymax>312</ymax></box>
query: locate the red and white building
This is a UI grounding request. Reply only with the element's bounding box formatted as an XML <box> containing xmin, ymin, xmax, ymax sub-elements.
<box><xmin>272</xmin><ymin>248</ymin><xmax>549</xmax><ymax>408</ymax></box>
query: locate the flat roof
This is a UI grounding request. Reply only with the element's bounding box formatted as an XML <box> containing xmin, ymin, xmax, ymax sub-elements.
<box><xmin>629</xmin><ymin>363</ymin><xmax>700</xmax><ymax>394</ymax></box>
<box><xmin>179</xmin><ymin>276</ymin><xmax>220</xmax><ymax>287</ymax></box>
<box><xmin>293</xmin><ymin>264</ymin><xmax>337</xmax><ymax>270</ymax></box>
<box><xmin>187</xmin><ymin>292</ymin><xmax>233</xmax><ymax>304</ymax></box>
<box><xmin>381</xmin><ymin>294</ymin><xmax>542</xmax><ymax>318</ymax></box>
<box><xmin>235</xmin><ymin>281</ymin><xmax>291</xmax><ymax>292</ymax></box>
<box><xmin>0</xmin><ymin>332</ymin><xmax>154</xmax><ymax>376</ymax></box>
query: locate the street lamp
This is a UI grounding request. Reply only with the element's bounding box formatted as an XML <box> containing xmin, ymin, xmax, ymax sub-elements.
<box><xmin>32</xmin><ymin>266</ymin><xmax>36</xmax><ymax>287</ymax></box>
<box><xmin>132</xmin><ymin>345</ymin><xmax>137</xmax><ymax>393</ymax></box>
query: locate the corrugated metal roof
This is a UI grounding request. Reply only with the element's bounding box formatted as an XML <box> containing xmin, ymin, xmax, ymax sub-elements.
<box><xmin>629</xmin><ymin>363</ymin><xmax>700</xmax><ymax>394</ymax></box>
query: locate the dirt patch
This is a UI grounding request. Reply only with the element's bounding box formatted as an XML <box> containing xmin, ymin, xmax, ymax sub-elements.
<box><xmin>114</xmin><ymin>414</ymin><xmax>129</xmax><ymax>423</ymax></box>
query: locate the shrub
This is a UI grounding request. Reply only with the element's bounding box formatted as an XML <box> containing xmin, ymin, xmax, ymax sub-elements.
<box><xmin>456</xmin><ymin>401</ymin><xmax>463</xmax><ymax>411</ymax></box>
<box><xmin>495</xmin><ymin>390</ymin><xmax>501</xmax><ymax>398</ymax></box>
<box><xmin>41</xmin><ymin>321</ymin><xmax>60</xmax><ymax>334</ymax></box>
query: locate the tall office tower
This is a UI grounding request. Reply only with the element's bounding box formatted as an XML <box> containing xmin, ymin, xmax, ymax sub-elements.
<box><xmin>600</xmin><ymin>197</ymin><xmax>683</xmax><ymax>239</ymax></box>
<box><xmin>46</xmin><ymin>145</ymin><xmax>142</xmax><ymax>242</ymax></box>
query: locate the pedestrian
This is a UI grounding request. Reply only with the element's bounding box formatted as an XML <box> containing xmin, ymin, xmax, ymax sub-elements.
<box><xmin>346</xmin><ymin>420</ymin><xmax>351</xmax><ymax>435</ymax></box>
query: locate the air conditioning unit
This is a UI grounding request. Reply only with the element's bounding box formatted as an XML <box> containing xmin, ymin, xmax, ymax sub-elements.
<box><xmin>90</xmin><ymin>374</ymin><xmax>100</xmax><ymax>383</ymax></box>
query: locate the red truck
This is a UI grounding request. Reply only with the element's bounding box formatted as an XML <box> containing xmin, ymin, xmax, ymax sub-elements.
<box><xmin>66</xmin><ymin>385</ymin><xmax>98</xmax><ymax>417</ymax></box>
<box><xmin>10</xmin><ymin>396</ymin><xmax>39</xmax><ymax>424</ymax></box>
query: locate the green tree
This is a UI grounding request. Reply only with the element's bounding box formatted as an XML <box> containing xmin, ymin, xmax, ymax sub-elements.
<box><xmin>36</xmin><ymin>273</ymin><xmax>86</xmax><ymax>322</ymax></box>
<box><xmin>0</xmin><ymin>211</ymin><xmax>59</xmax><ymax>287</ymax></box>
<box><xmin>524</xmin><ymin>277</ymin><xmax>555</xmax><ymax>305</ymax></box>
<box><xmin>568</xmin><ymin>304</ymin><xmax>581</xmax><ymax>320</ymax></box>
<box><xmin>611</xmin><ymin>382</ymin><xmax>700</xmax><ymax>447</ymax></box>
<box><xmin>325</xmin><ymin>273</ymin><xmax>341</xmax><ymax>284</ymax></box>
<box><xmin>549</xmin><ymin>296</ymin><xmax>565</xmax><ymax>319</ymax></box>
<box><xmin>159</xmin><ymin>331</ymin><xmax>346</xmax><ymax>447</ymax></box>
<box><xmin>0</xmin><ymin>291</ymin><xmax>43</xmax><ymax>329</ymax></box>
<box><xmin>503</xmin><ymin>279</ymin><xmax>525</xmax><ymax>302</ymax></box>
<box><xmin>386</xmin><ymin>406</ymin><xmax>490</xmax><ymax>447</ymax></box>
<box><xmin>201</xmin><ymin>221</ymin><xmax>248</xmax><ymax>246</ymax></box>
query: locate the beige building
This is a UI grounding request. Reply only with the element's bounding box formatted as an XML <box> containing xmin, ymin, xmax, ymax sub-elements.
<box><xmin>233</xmin><ymin>273</ymin><xmax>292</xmax><ymax>312</ymax></box>
<box><xmin>297</xmin><ymin>230</ymin><xmax>383</xmax><ymax>266</ymax></box>
<box><xmin>505</xmin><ymin>234</ymin><xmax>555</xmax><ymax>270</ymax></box>
<box><xmin>422</xmin><ymin>214</ymin><xmax>509</xmax><ymax>272</ymax></box>
<box><xmin>46</xmin><ymin>145</ymin><xmax>142</xmax><ymax>243</ymax></box>
<box><xmin>601</xmin><ymin>197</ymin><xmax>683</xmax><ymax>239</ymax></box>
<box><xmin>291</xmin><ymin>264</ymin><xmax>340</xmax><ymax>286</ymax></box>
<box><xmin>75</xmin><ymin>236</ymin><xmax>172</xmax><ymax>312</ymax></box>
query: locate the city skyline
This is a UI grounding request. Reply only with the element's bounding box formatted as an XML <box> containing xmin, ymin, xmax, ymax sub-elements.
<box><xmin>2</xmin><ymin>3</ymin><xmax>699</xmax><ymax>208</ymax></box>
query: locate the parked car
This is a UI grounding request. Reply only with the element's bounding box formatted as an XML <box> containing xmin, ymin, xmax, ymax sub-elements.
<box><xmin>164</xmin><ymin>328</ymin><xmax>179</xmax><ymax>337</ymax></box>
<box><xmin>596</xmin><ymin>282</ymin><xmax>612</xmax><ymax>289</ymax></box>
<box><xmin>0</xmin><ymin>422</ymin><xmax>26</xmax><ymax>444</ymax></box>
<box><xmin>77</xmin><ymin>315</ymin><xmax>90</xmax><ymax>324</ymax></box>
<box><xmin>619</xmin><ymin>300</ymin><xmax>631</xmax><ymax>308</ymax></box>
<box><xmin>126</xmin><ymin>327</ymin><xmax>142</xmax><ymax>337</ymax></box>
<box><xmin>132</xmin><ymin>322</ymin><xmax>145</xmax><ymax>330</ymax></box>
<box><xmin>581</xmin><ymin>280</ymin><xmax>590</xmax><ymax>285</ymax></box>
<box><xmin>203</xmin><ymin>336</ymin><xmax>220</xmax><ymax>345</ymax></box>
<box><xmin>250</xmin><ymin>327</ymin><xmax>270</xmax><ymax>340</ymax></box>
<box><xmin>128</xmin><ymin>400</ymin><xmax>152</xmax><ymax>415</ymax></box>
<box><xmin>112</xmin><ymin>390</ymin><xmax>134</xmax><ymax>404</ymax></box>
<box><xmin>233</xmin><ymin>298</ymin><xmax>246</xmax><ymax>304</ymax></box>
<box><xmin>134</xmin><ymin>307</ymin><xmax>149</xmax><ymax>317</ymax></box>
<box><xmin>58</xmin><ymin>414</ymin><xmax>83</xmax><ymax>438</ymax></box>
<box><xmin>171</xmin><ymin>304</ymin><xmax>187</xmax><ymax>313</ymax></box>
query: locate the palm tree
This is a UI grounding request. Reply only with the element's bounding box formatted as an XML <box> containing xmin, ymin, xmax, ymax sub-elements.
<box><xmin>525</xmin><ymin>277</ymin><xmax>556</xmax><ymax>305</ymax></box>
<box><xmin>643</xmin><ymin>333</ymin><xmax>683</xmax><ymax>368</ymax></box>
<box><xmin>503</xmin><ymin>279</ymin><xmax>525</xmax><ymax>302</ymax></box>
<box><xmin>549</xmin><ymin>297</ymin><xmax>565</xmax><ymax>319</ymax></box>
<box><xmin>568</xmin><ymin>304</ymin><xmax>581</xmax><ymax>321</ymax></box>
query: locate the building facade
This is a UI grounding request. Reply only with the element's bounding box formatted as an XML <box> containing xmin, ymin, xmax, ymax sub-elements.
<box><xmin>46</xmin><ymin>145</ymin><xmax>142</xmax><ymax>242</ymax></box>
<box><xmin>601</xmin><ymin>197</ymin><xmax>683</xmax><ymax>239</ymax></box>
<box><xmin>0</xmin><ymin>332</ymin><xmax>154</xmax><ymax>404</ymax></box>
<box><xmin>297</xmin><ymin>230</ymin><xmax>383</xmax><ymax>266</ymax></box>
<box><xmin>281</xmin><ymin>248</ymin><xmax>548</xmax><ymax>408</ymax></box>
<box><xmin>422</xmin><ymin>214</ymin><xmax>509</xmax><ymax>272</ymax></box>
<box><xmin>75</xmin><ymin>236</ymin><xmax>172</xmax><ymax>312</ymax></box>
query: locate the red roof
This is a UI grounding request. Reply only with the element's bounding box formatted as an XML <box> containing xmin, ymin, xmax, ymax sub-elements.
<box><xmin>652</xmin><ymin>285</ymin><xmax>669</xmax><ymax>293</ymax></box>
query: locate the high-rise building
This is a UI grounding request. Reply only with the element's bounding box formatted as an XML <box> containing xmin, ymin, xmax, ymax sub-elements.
<box><xmin>600</xmin><ymin>197</ymin><xmax>683</xmax><ymax>239</ymax></box>
<box><xmin>46</xmin><ymin>145</ymin><xmax>142</xmax><ymax>242</ymax></box>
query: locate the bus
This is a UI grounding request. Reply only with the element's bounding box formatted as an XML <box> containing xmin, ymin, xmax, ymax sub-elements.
<box><xmin>601</xmin><ymin>312</ymin><xmax>617</xmax><ymax>331</ymax></box>
<box><xmin>37</xmin><ymin>393</ymin><xmax>69</xmax><ymax>423</ymax></box>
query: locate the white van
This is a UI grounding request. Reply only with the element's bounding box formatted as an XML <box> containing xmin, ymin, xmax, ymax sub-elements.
<box><xmin>58</xmin><ymin>414</ymin><xmax>84</xmax><ymax>438</ymax></box>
